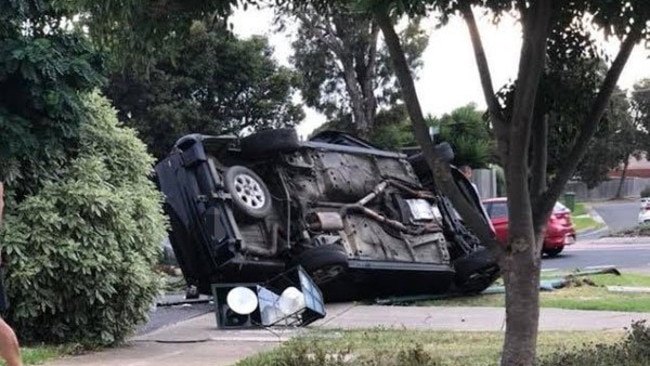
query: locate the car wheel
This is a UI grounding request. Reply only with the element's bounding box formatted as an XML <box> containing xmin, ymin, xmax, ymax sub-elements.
<box><xmin>453</xmin><ymin>247</ymin><xmax>500</xmax><ymax>294</ymax></box>
<box><xmin>543</xmin><ymin>247</ymin><xmax>564</xmax><ymax>257</ymax></box>
<box><xmin>224</xmin><ymin>165</ymin><xmax>272</xmax><ymax>219</ymax></box>
<box><xmin>290</xmin><ymin>245</ymin><xmax>349</xmax><ymax>285</ymax></box>
<box><xmin>240</xmin><ymin>128</ymin><xmax>300</xmax><ymax>156</ymax></box>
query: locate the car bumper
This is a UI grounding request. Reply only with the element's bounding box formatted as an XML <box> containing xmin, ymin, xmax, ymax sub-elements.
<box><xmin>544</xmin><ymin>232</ymin><xmax>576</xmax><ymax>249</ymax></box>
<box><xmin>638</xmin><ymin>211</ymin><xmax>650</xmax><ymax>224</ymax></box>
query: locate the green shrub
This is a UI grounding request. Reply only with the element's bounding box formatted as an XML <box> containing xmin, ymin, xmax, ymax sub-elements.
<box><xmin>538</xmin><ymin>320</ymin><xmax>650</xmax><ymax>366</ymax></box>
<box><xmin>641</xmin><ymin>186</ymin><xmax>650</xmax><ymax>198</ymax></box>
<box><xmin>0</xmin><ymin>93</ymin><xmax>167</xmax><ymax>346</ymax></box>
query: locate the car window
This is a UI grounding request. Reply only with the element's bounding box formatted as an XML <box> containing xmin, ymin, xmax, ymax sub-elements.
<box><xmin>486</xmin><ymin>202</ymin><xmax>508</xmax><ymax>219</ymax></box>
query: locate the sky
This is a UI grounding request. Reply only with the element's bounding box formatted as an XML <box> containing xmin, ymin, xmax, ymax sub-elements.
<box><xmin>230</xmin><ymin>7</ymin><xmax>650</xmax><ymax>138</ymax></box>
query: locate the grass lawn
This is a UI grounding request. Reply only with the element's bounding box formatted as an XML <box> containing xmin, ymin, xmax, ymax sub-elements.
<box><xmin>0</xmin><ymin>345</ymin><xmax>73</xmax><ymax>366</ymax></box>
<box><xmin>572</xmin><ymin>215</ymin><xmax>603</xmax><ymax>232</ymax></box>
<box><xmin>572</xmin><ymin>202</ymin><xmax>587</xmax><ymax>216</ymax></box>
<box><xmin>237</xmin><ymin>329</ymin><xmax>624</xmax><ymax>366</ymax></box>
<box><xmin>419</xmin><ymin>273</ymin><xmax>650</xmax><ymax>312</ymax></box>
<box><xmin>569</xmin><ymin>202</ymin><xmax>605</xmax><ymax>232</ymax></box>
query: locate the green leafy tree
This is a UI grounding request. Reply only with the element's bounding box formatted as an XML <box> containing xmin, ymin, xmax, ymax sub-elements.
<box><xmin>0</xmin><ymin>0</ymin><xmax>105</xmax><ymax>184</ymax></box>
<box><xmin>1</xmin><ymin>93</ymin><xmax>167</xmax><ymax>346</ymax></box>
<box><xmin>276</xmin><ymin>1</ymin><xmax>428</xmax><ymax>138</ymax></box>
<box><xmin>67</xmin><ymin>0</ymin><xmax>243</xmax><ymax>71</ymax></box>
<box><xmin>367</xmin><ymin>104</ymin><xmax>416</xmax><ymax>148</ymax></box>
<box><xmin>609</xmin><ymin>78</ymin><xmax>650</xmax><ymax>198</ymax></box>
<box><xmin>632</xmin><ymin>79</ymin><xmax>650</xmax><ymax>130</ymax></box>
<box><xmin>497</xmin><ymin>45</ymin><xmax>641</xmax><ymax>191</ymax></box>
<box><xmin>368</xmin><ymin>103</ymin><xmax>494</xmax><ymax>168</ymax></box>
<box><xmin>429</xmin><ymin>103</ymin><xmax>494</xmax><ymax>168</ymax></box>
<box><xmin>577</xmin><ymin>91</ymin><xmax>640</xmax><ymax>191</ymax></box>
<box><xmin>105</xmin><ymin>20</ymin><xmax>304</xmax><ymax>159</ymax></box>
<box><xmin>365</xmin><ymin>1</ymin><xmax>650</xmax><ymax>364</ymax></box>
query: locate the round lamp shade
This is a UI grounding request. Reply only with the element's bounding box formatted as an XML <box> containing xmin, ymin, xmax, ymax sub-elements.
<box><xmin>226</xmin><ymin>287</ymin><xmax>258</xmax><ymax>315</ymax></box>
<box><xmin>278</xmin><ymin>286</ymin><xmax>305</xmax><ymax>315</ymax></box>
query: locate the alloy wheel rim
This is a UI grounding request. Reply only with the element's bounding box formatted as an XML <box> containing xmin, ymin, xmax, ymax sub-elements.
<box><xmin>233</xmin><ymin>173</ymin><xmax>266</xmax><ymax>209</ymax></box>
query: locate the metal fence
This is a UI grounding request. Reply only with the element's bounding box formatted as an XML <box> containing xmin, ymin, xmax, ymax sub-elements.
<box><xmin>473</xmin><ymin>169</ymin><xmax>498</xmax><ymax>199</ymax></box>
<box><xmin>565</xmin><ymin>177</ymin><xmax>650</xmax><ymax>201</ymax></box>
<box><xmin>470</xmin><ymin>171</ymin><xmax>650</xmax><ymax>202</ymax></box>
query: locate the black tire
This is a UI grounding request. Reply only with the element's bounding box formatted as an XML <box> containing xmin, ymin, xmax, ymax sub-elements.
<box><xmin>543</xmin><ymin>246</ymin><xmax>564</xmax><ymax>257</ymax></box>
<box><xmin>290</xmin><ymin>245</ymin><xmax>349</xmax><ymax>285</ymax></box>
<box><xmin>223</xmin><ymin>165</ymin><xmax>272</xmax><ymax>219</ymax></box>
<box><xmin>434</xmin><ymin>142</ymin><xmax>454</xmax><ymax>163</ymax></box>
<box><xmin>406</xmin><ymin>142</ymin><xmax>455</xmax><ymax>177</ymax></box>
<box><xmin>240</xmin><ymin>128</ymin><xmax>300</xmax><ymax>156</ymax></box>
<box><xmin>453</xmin><ymin>247</ymin><xmax>500</xmax><ymax>294</ymax></box>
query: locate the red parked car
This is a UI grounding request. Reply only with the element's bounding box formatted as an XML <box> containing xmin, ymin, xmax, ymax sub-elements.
<box><xmin>482</xmin><ymin>198</ymin><xmax>576</xmax><ymax>257</ymax></box>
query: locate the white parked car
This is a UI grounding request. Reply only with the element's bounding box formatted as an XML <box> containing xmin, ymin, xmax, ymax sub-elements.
<box><xmin>638</xmin><ymin>198</ymin><xmax>650</xmax><ymax>224</ymax></box>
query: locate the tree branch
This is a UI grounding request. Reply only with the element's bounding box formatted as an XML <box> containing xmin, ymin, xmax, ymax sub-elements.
<box><xmin>374</xmin><ymin>6</ymin><xmax>500</xmax><ymax>249</ymax></box>
<box><xmin>539</xmin><ymin>24</ymin><xmax>644</xmax><ymax>218</ymax></box>
<box><xmin>294</xmin><ymin>12</ymin><xmax>346</xmax><ymax>59</ymax></box>
<box><xmin>501</xmin><ymin>0</ymin><xmax>551</xmax><ymax>253</ymax></box>
<box><xmin>509</xmin><ymin>0</ymin><xmax>552</xmax><ymax>159</ymax></box>
<box><xmin>460</xmin><ymin>3</ymin><xmax>507</xmax><ymax>139</ymax></box>
<box><xmin>363</xmin><ymin>23</ymin><xmax>380</xmax><ymax>127</ymax></box>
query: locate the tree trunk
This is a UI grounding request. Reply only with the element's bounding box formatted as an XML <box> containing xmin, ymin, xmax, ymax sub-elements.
<box><xmin>615</xmin><ymin>157</ymin><xmax>630</xmax><ymax>199</ymax></box>
<box><xmin>373</xmin><ymin>7</ymin><xmax>499</xmax><ymax>248</ymax></box>
<box><xmin>464</xmin><ymin>8</ymin><xmax>550</xmax><ymax>364</ymax></box>
<box><xmin>499</xmin><ymin>1</ymin><xmax>552</xmax><ymax>364</ymax></box>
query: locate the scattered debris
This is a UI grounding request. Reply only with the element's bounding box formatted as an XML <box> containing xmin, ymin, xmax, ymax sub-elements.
<box><xmin>573</xmin><ymin>266</ymin><xmax>621</xmax><ymax>277</ymax></box>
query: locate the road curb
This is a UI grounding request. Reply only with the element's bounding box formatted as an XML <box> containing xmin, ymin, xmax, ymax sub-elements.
<box><xmin>575</xmin><ymin>206</ymin><xmax>609</xmax><ymax>239</ymax></box>
<box><xmin>577</xmin><ymin>225</ymin><xmax>609</xmax><ymax>238</ymax></box>
<box><xmin>586</xmin><ymin>206</ymin><xmax>606</xmax><ymax>224</ymax></box>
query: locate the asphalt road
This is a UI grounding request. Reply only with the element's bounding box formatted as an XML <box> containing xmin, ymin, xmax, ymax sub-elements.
<box><xmin>589</xmin><ymin>200</ymin><xmax>639</xmax><ymax>233</ymax></box>
<box><xmin>542</xmin><ymin>242</ymin><xmax>650</xmax><ymax>272</ymax></box>
<box><xmin>541</xmin><ymin>199</ymin><xmax>649</xmax><ymax>272</ymax></box>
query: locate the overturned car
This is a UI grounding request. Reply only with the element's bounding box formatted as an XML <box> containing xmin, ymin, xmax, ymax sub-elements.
<box><xmin>155</xmin><ymin>128</ymin><xmax>499</xmax><ymax>301</ymax></box>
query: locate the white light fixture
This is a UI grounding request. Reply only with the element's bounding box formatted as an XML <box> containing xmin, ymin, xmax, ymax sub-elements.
<box><xmin>226</xmin><ymin>286</ymin><xmax>258</xmax><ymax>315</ymax></box>
<box><xmin>212</xmin><ymin>266</ymin><xmax>326</xmax><ymax>329</ymax></box>
<box><xmin>278</xmin><ymin>286</ymin><xmax>306</xmax><ymax>315</ymax></box>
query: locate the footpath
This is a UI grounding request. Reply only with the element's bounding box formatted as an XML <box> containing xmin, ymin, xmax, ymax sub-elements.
<box><xmin>44</xmin><ymin>303</ymin><xmax>650</xmax><ymax>366</ymax></box>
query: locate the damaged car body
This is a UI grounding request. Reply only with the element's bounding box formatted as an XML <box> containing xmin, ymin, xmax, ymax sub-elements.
<box><xmin>155</xmin><ymin>128</ymin><xmax>500</xmax><ymax>301</ymax></box>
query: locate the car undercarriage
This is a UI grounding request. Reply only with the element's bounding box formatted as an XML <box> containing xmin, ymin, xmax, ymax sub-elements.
<box><xmin>155</xmin><ymin>128</ymin><xmax>500</xmax><ymax>301</ymax></box>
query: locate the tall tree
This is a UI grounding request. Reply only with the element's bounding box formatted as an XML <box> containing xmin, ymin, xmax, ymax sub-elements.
<box><xmin>367</xmin><ymin>1</ymin><xmax>650</xmax><ymax>364</ymax></box>
<box><xmin>499</xmin><ymin>56</ymin><xmax>641</xmax><ymax>191</ymax></box>
<box><xmin>68</xmin><ymin>0</ymin><xmax>243</xmax><ymax>71</ymax></box>
<box><xmin>105</xmin><ymin>20</ymin><xmax>304</xmax><ymax>159</ymax></box>
<box><xmin>276</xmin><ymin>2</ymin><xmax>428</xmax><ymax>138</ymax></box>
<box><xmin>614</xmin><ymin>78</ymin><xmax>650</xmax><ymax>198</ymax></box>
<box><xmin>0</xmin><ymin>0</ymin><xmax>104</xmax><ymax>187</ymax></box>
<box><xmin>632</xmin><ymin>79</ymin><xmax>650</xmax><ymax>129</ymax></box>
<box><xmin>578</xmin><ymin>90</ymin><xmax>641</xmax><ymax>192</ymax></box>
